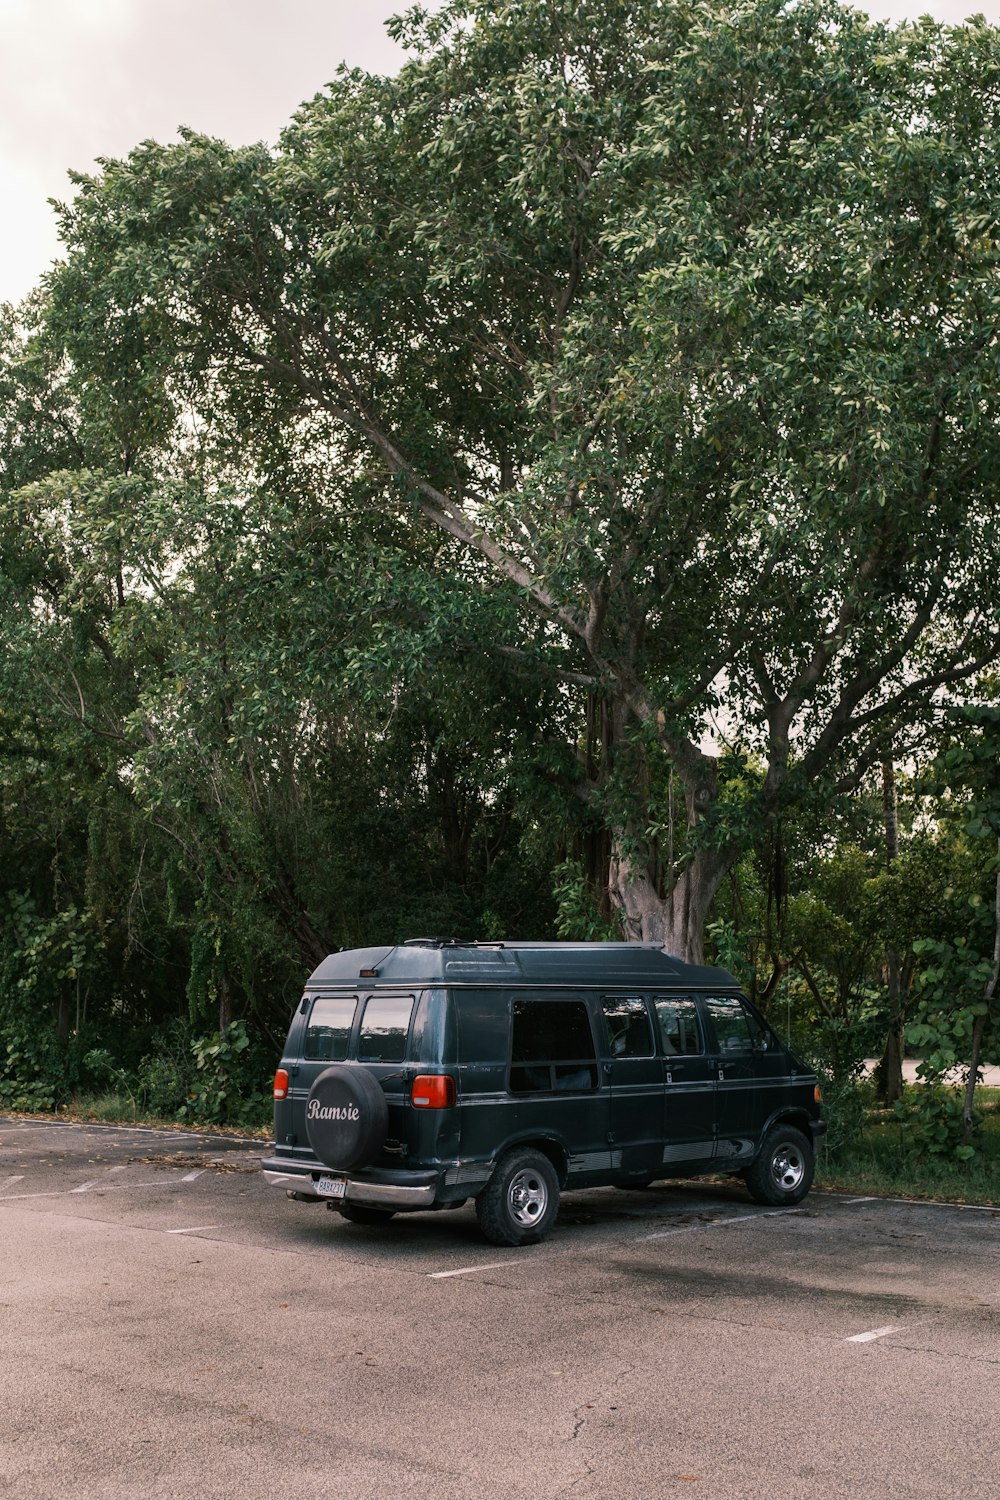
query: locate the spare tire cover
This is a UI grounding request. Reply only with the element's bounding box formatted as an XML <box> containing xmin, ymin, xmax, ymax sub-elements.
<box><xmin>305</xmin><ymin>1065</ymin><xmax>389</xmax><ymax>1171</ymax></box>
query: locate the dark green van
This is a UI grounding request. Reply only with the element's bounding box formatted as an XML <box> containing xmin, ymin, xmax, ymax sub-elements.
<box><xmin>261</xmin><ymin>939</ymin><xmax>825</xmax><ymax>1246</ymax></box>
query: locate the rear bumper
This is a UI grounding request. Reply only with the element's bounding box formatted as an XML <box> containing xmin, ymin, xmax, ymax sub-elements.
<box><xmin>261</xmin><ymin>1156</ymin><xmax>441</xmax><ymax>1209</ymax></box>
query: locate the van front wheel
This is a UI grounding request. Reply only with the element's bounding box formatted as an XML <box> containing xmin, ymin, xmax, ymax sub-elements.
<box><xmin>476</xmin><ymin>1149</ymin><xmax>560</xmax><ymax>1246</ymax></box>
<box><xmin>743</xmin><ymin>1125</ymin><xmax>814</xmax><ymax>1206</ymax></box>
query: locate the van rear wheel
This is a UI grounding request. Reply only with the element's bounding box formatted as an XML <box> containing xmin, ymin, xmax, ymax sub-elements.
<box><xmin>476</xmin><ymin>1149</ymin><xmax>559</xmax><ymax>1246</ymax></box>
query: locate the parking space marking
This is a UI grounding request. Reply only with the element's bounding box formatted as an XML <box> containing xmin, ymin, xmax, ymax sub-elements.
<box><xmin>1</xmin><ymin>1175</ymin><xmax>24</xmax><ymax>1186</ymax></box>
<box><xmin>165</xmin><ymin>1225</ymin><xmax>219</xmax><ymax>1235</ymax></box>
<box><xmin>428</xmin><ymin>1261</ymin><xmax>511</xmax><ymax>1279</ymax></box>
<box><xmin>426</xmin><ymin>1207</ymin><xmax>807</xmax><ymax>1278</ymax></box>
<box><xmin>0</xmin><ymin>1177</ymin><xmax>200</xmax><ymax>1203</ymax></box>
<box><xmin>181</xmin><ymin>1170</ymin><xmax>206</xmax><ymax>1182</ymax></box>
<box><xmin>70</xmin><ymin>1179</ymin><xmax>101</xmax><ymax>1194</ymax></box>
<box><xmin>640</xmin><ymin>1208</ymin><xmax>804</xmax><ymax>1241</ymax></box>
<box><xmin>817</xmin><ymin>1189</ymin><xmax>999</xmax><ymax>1213</ymax></box>
<box><xmin>846</xmin><ymin>1325</ymin><xmax>902</xmax><ymax>1343</ymax></box>
<box><xmin>0</xmin><ymin>1116</ymin><xmax>263</xmax><ymax>1146</ymax></box>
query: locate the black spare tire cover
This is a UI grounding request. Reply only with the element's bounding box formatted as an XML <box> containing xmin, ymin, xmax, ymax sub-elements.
<box><xmin>305</xmin><ymin>1065</ymin><xmax>389</xmax><ymax>1171</ymax></box>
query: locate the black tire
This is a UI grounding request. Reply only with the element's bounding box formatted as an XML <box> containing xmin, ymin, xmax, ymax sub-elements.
<box><xmin>743</xmin><ymin>1125</ymin><xmax>814</xmax><ymax>1206</ymax></box>
<box><xmin>476</xmin><ymin>1148</ymin><xmax>560</xmax><ymax>1246</ymax></box>
<box><xmin>305</xmin><ymin>1065</ymin><xmax>389</xmax><ymax>1171</ymax></box>
<box><xmin>335</xmin><ymin>1203</ymin><xmax>396</xmax><ymax>1226</ymax></box>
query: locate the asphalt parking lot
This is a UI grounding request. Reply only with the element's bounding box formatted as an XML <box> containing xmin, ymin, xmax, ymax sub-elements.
<box><xmin>1</xmin><ymin>1116</ymin><xmax>998</xmax><ymax>1500</ymax></box>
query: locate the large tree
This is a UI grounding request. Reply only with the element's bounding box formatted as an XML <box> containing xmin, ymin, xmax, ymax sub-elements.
<box><xmin>45</xmin><ymin>0</ymin><xmax>1000</xmax><ymax>958</ymax></box>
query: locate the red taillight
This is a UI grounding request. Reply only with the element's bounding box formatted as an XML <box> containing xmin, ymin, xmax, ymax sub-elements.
<box><xmin>273</xmin><ymin>1068</ymin><xmax>289</xmax><ymax>1100</ymax></box>
<box><xmin>411</xmin><ymin>1074</ymin><xmax>456</xmax><ymax>1109</ymax></box>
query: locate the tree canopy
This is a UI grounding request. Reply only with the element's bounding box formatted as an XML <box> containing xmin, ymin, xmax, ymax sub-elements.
<box><xmin>35</xmin><ymin>0</ymin><xmax>1000</xmax><ymax>960</ymax></box>
<box><xmin>3</xmin><ymin>0</ymin><xmax>1000</xmax><ymax>1138</ymax></box>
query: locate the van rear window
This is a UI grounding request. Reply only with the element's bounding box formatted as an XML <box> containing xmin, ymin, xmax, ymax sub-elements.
<box><xmin>358</xmin><ymin>993</ymin><xmax>415</xmax><ymax>1062</ymax></box>
<box><xmin>509</xmin><ymin>1000</ymin><xmax>597</xmax><ymax>1093</ymax></box>
<box><xmin>304</xmin><ymin>995</ymin><xmax>357</xmax><ymax>1061</ymax></box>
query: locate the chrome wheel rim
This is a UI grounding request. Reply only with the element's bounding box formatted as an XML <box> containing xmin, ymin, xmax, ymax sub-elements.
<box><xmin>507</xmin><ymin>1167</ymin><xmax>548</xmax><ymax>1227</ymax></box>
<box><xmin>770</xmin><ymin>1141</ymin><xmax>805</xmax><ymax>1193</ymax></box>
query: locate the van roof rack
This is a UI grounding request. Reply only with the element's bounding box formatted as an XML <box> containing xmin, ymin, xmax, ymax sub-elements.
<box><xmin>402</xmin><ymin>937</ymin><xmax>505</xmax><ymax>949</ymax></box>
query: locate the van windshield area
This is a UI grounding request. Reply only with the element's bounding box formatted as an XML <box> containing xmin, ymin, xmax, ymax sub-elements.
<box><xmin>509</xmin><ymin>999</ymin><xmax>598</xmax><ymax>1093</ymax></box>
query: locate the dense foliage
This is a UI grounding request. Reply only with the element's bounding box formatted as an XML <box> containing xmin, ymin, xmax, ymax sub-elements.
<box><xmin>1</xmin><ymin>0</ymin><xmax>998</xmax><ymax>1154</ymax></box>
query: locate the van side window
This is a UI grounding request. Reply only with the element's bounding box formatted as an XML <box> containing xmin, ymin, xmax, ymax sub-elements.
<box><xmin>304</xmin><ymin>995</ymin><xmax>358</xmax><ymax>1061</ymax></box>
<box><xmin>509</xmin><ymin>1000</ymin><xmax>598</xmax><ymax>1093</ymax></box>
<box><xmin>601</xmin><ymin>995</ymin><xmax>654</xmax><ymax>1057</ymax></box>
<box><xmin>358</xmin><ymin>994</ymin><xmax>415</xmax><ymax>1062</ymax></box>
<box><xmin>705</xmin><ymin>995</ymin><xmax>764</xmax><ymax>1053</ymax></box>
<box><xmin>654</xmin><ymin>996</ymin><xmax>702</xmax><ymax>1056</ymax></box>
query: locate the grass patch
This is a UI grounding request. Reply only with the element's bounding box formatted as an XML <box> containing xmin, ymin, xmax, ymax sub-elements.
<box><xmin>817</xmin><ymin>1085</ymin><xmax>1000</xmax><ymax>1205</ymax></box>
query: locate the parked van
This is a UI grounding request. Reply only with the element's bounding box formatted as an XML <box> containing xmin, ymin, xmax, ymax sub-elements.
<box><xmin>261</xmin><ymin>939</ymin><xmax>825</xmax><ymax>1245</ymax></box>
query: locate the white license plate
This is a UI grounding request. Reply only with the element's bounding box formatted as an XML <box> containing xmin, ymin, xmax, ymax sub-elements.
<box><xmin>315</xmin><ymin>1175</ymin><xmax>347</xmax><ymax>1199</ymax></box>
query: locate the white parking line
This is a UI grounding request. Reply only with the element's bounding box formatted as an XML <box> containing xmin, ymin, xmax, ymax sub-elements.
<box><xmin>181</xmin><ymin>1170</ymin><xmax>206</xmax><ymax>1182</ymax></box>
<box><xmin>1</xmin><ymin>1175</ymin><xmax>24</xmax><ymax>1186</ymax></box>
<box><xmin>165</xmin><ymin>1225</ymin><xmax>219</xmax><ymax>1236</ymax></box>
<box><xmin>846</xmin><ymin>1325</ymin><xmax>901</xmax><ymax>1343</ymax></box>
<box><xmin>817</xmin><ymin>1189</ymin><xmax>999</xmax><ymax>1213</ymax></box>
<box><xmin>70</xmin><ymin>1179</ymin><xmax>101</xmax><ymax>1194</ymax></box>
<box><xmin>428</xmin><ymin>1260</ymin><xmax>511</xmax><ymax>1279</ymax></box>
<box><xmin>427</xmin><ymin>1207</ymin><xmax>805</xmax><ymax>1278</ymax></box>
<box><xmin>640</xmin><ymin>1208</ymin><xmax>804</xmax><ymax>1242</ymax></box>
<box><xmin>0</xmin><ymin>1117</ymin><xmax>264</xmax><ymax>1146</ymax></box>
<box><xmin>0</xmin><ymin>1180</ymin><xmax>180</xmax><ymax>1203</ymax></box>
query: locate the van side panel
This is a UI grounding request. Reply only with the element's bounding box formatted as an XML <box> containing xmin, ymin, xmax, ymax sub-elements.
<box><xmin>453</xmin><ymin>987</ymin><xmax>611</xmax><ymax>1180</ymax></box>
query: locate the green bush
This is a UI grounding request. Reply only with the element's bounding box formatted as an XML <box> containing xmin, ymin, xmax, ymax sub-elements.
<box><xmin>177</xmin><ymin>1020</ymin><xmax>269</xmax><ymax>1128</ymax></box>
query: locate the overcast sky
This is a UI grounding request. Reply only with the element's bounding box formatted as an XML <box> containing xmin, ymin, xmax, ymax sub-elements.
<box><xmin>1</xmin><ymin>0</ymin><xmax>997</xmax><ymax>305</ymax></box>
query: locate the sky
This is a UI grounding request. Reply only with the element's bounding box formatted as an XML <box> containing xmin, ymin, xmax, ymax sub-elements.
<box><xmin>1</xmin><ymin>0</ymin><xmax>998</xmax><ymax>306</ymax></box>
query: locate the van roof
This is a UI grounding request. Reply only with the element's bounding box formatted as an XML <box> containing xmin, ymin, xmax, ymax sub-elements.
<box><xmin>306</xmin><ymin>941</ymin><xmax>738</xmax><ymax>990</ymax></box>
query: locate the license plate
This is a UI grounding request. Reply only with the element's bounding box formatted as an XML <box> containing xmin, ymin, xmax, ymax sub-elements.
<box><xmin>315</xmin><ymin>1175</ymin><xmax>347</xmax><ymax>1199</ymax></box>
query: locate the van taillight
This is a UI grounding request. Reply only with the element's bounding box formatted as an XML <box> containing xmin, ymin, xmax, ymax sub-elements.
<box><xmin>411</xmin><ymin>1074</ymin><xmax>456</xmax><ymax>1109</ymax></box>
<box><xmin>273</xmin><ymin>1068</ymin><xmax>289</xmax><ymax>1100</ymax></box>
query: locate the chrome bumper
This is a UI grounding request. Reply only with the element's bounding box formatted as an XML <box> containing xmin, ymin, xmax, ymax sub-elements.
<box><xmin>262</xmin><ymin>1160</ymin><xmax>438</xmax><ymax>1209</ymax></box>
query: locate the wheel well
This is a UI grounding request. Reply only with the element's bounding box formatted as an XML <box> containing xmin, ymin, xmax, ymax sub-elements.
<box><xmin>505</xmin><ymin>1138</ymin><xmax>568</xmax><ymax>1187</ymax></box>
<box><xmin>767</xmin><ymin>1110</ymin><xmax>813</xmax><ymax>1141</ymax></box>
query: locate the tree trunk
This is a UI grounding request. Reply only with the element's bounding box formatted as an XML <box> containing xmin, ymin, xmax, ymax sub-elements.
<box><xmin>608</xmin><ymin>838</ymin><xmax>737</xmax><ymax>964</ymax></box>
<box><xmin>218</xmin><ymin>973</ymin><xmax>234</xmax><ymax>1033</ymax></box>
<box><xmin>877</xmin><ymin>758</ymin><xmax>905</xmax><ymax>1106</ymax></box>
<box><xmin>962</xmin><ymin>839</ymin><xmax>1000</xmax><ymax>1145</ymax></box>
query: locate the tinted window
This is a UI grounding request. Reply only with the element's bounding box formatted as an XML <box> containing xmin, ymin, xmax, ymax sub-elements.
<box><xmin>358</xmin><ymin>994</ymin><xmax>415</xmax><ymax>1062</ymax></box>
<box><xmin>510</xmin><ymin>1000</ymin><xmax>597</xmax><ymax>1093</ymax></box>
<box><xmin>602</xmin><ymin>995</ymin><xmax>654</xmax><ymax>1057</ymax></box>
<box><xmin>705</xmin><ymin>995</ymin><xmax>764</xmax><ymax>1053</ymax></box>
<box><xmin>304</xmin><ymin>995</ymin><xmax>357</xmax><ymax>1061</ymax></box>
<box><xmin>654</xmin><ymin>996</ymin><xmax>702</xmax><ymax>1056</ymax></box>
